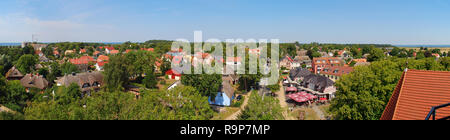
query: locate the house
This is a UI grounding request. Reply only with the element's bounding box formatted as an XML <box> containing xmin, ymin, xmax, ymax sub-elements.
<box><xmin>53</xmin><ymin>49</ymin><xmax>60</xmax><ymax>57</ymax></box>
<box><xmin>225</xmin><ymin>57</ymin><xmax>242</xmax><ymax>68</ymax></box>
<box><xmin>193</xmin><ymin>52</ymin><xmax>213</xmax><ymax>67</ymax></box>
<box><xmin>166</xmin><ymin>69</ymin><xmax>182</xmax><ymax>80</ymax></box>
<box><xmin>109</xmin><ymin>50</ymin><xmax>120</xmax><ymax>55</ymax></box>
<box><xmin>97</xmin><ymin>55</ymin><xmax>109</xmax><ymax>62</ymax></box>
<box><xmin>338</xmin><ymin>50</ymin><xmax>351</xmax><ymax>58</ymax></box>
<box><xmin>432</xmin><ymin>53</ymin><xmax>440</xmax><ymax>58</ymax></box>
<box><xmin>65</xmin><ymin>50</ymin><xmax>75</xmax><ymax>55</ymax></box>
<box><xmin>381</xmin><ymin>69</ymin><xmax>450</xmax><ymax>120</ymax></box>
<box><xmin>289</xmin><ymin>67</ymin><xmax>311</xmax><ymax>82</ymax></box>
<box><xmin>95</xmin><ymin>61</ymin><xmax>107</xmax><ymax>71</ymax></box>
<box><xmin>140</xmin><ymin>48</ymin><xmax>155</xmax><ymax>52</ymax></box>
<box><xmin>352</xmin><ymin>58</ymin><xmax>367</xmax><ymax>63</ymax></box>
<box><xmin>35</xmin><ymin>64</ymin><xmax>43</xmax><ymax>70</ymax></box>
<box><xmin>79</xmin><ymin>49</ymin><xmax>87</xmax><ymax>54</ymax></box>
<box><xmin>20</xmin><ymin>74</ymin><xmax>49</xmax><ymax>92</ymax></box>
<box><xmin>21</xmin><ymin>42</ymin><xmax>47</xmax><ymax>51</ymax></box>
<box><xmin>55</xmin><ymin>71</ymin><xmax>104</xmax><ymax>95</ymax></box>
<box><xmin>280</xmin><ymin>55</ymin><xmax>294</xmax><ymax>69</ymax></box>
<box><xmin>105</xmin><ymin>46</ymin><xmax>116</xmax><ymax>54</ymax></box>
<box><xmin>312</xmin><ymin>57</ymin><xmax>343</xmax><ymax>74</ymax></box>
<box><xmin>300</xmin><ymin>74</ymin><xmax>336</xmax><ymax>100</ymax></box>
<box><xmin>317</xmin><ymin>66</ymin><xmax>354</xmax><ymax>81</ymax></box>
<box><xmin>39</xmin><ymin>55</ymin><xmax>49</xmax><ymax>63</ymax></box>
<box><xmin>125</xmin><ymin>49</ymin><xmax>134</xmax><ymax>53</ymax></box>
<box><xmin>209</xmin><ymin>78</ymin><xmax>235</xmax><ymax>106</ymax></box>
<box><xmin>5</xmin><ymin>66</ymin><xmax>24</xmax><ymax>80</ymax></box>
<box><xmin>69</xmin><ymin>56</ymin><xmax>96</xmax><ymax>72</ymax></box>
<box><xmin>249</xmin><ymin>48</ymin><xmax>260</xmax><ymax>55</ymax></box>
<box><xmin>93</xmin><ymin>51</ymin><xmax>101</xmax><ymax>58</ymax></box>
<box><xmin>294</xmin><ymin>56</ymin><xmax>312</xmax><ymax>68</ymax></box>
<box><xmin>223</xmin><ymin>74</ymin><xmax>240</xmax><ymax>85</ymax></box>
<box><xmin>297</xmin><ymin>50</ymin><xmax>308</xmax><ymax>57</ymax></box>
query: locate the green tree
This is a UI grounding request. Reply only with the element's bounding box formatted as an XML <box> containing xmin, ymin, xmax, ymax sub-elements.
<box><xmin>23</xmin><ymin>45</ymin><xmax>34</xmax><ymax>55</ymax></box>
<box><xmin>238</xmin><ymin>91</ymin><xmax>284</xmax><ymax>120</ymax></box>
<box><xmin>181</xmin><ymin>74</ymin><xmax>222</xmax><ymax>97</ymax></box>
<box><xmin>16</xmin><ymin>54</ymin><xmax>38</xmax><ymax>74</ymax></box>
<box><xmin>61</xmin><ymin>62</ymin><xmax>79</xmax><ymax>75</ymax></box>
<box><xmin>103</xmin><ymin>55</ymin><xmax>129</xmax><ymax>92</ymax></box>
<box><xmin>0</xmin><ymin>80</ymin><xmax>32</xmax><ymax>112</ymax></box>
<box><xmin>143</xmin><ymin>72</ymin><xmax>158</xmax><ymax>89</ymax></box>
<box><xmin>367</xmin><ymin>47</ymin><xmax>384</xmax><ymax>62</ymax></box>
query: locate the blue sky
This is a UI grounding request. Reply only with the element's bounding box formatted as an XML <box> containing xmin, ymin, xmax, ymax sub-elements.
<box><xmin>0</xmin><ymin>0</ymin><xmax>449</xmax><ymax>44</ymax></box>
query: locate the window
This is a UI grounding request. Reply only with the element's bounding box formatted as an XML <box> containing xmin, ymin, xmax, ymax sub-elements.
<box><xmin>82</xmin><ymin>83</ymin><xmax>91</xmax><ymax>88</ymax></box>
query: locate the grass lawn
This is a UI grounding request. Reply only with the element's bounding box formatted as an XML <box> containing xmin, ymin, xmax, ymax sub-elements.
<box><xmin>290</xmin><ymin>107</ymin><xmax>320</xmax><ymax>120</ymax></box>
<box><xmin>318</xmin><ymin>104</ymin><xmax>331</xmax><ymax>117</ymax></box>
<box><xmin>211</xmin><ymin>107</ymin><xmax>240</xmax><ymax>120</ymax></box>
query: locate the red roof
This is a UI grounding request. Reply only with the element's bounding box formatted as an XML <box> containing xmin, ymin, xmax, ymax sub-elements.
<box><xmin>319</xmin><ymin>66</ymin><xmax>354</xmax><ymax>77</ymax></box>
<box><xmin>105</xmin><ymin>46</ymin><xmax>115</xmax><ymax>51</ymax></box>
<box><xmin>79</xmin><ymin>49</ymin><xmax>86</xmax><ymax>53</ymax></box>
<box><xmin>226</xmin><ymin>57</ymin><xmax>242</xmax><ymax>62</ymax></box>
<box><xmin>97</xmin><ymin>55</ymin><xmax>109</xmax><ymax>62</ymax></box>
<box><xmin>125</xmin><ymin>49</ymin><xmax>134</xmax><ymax>53</ymax></box>
<box><xmin>140</xmin><ymin>48</ymin><xmax>154</xmax><ymax>52</ymax></box>
<box><xmin>381</xmin><ymin>69</ymin><xmax>450</xmax><ymax>120</ymax></box>
<box><xmin>53</xmin><ymin>50</ymin><xmax>59</xmax><ymax>55</ymax></box>
<box><xmin>165</xmin><ymin>69</ymin><xmax>181</xmax><ymax>76</ymax></box>
<box><xmin>96</xmin><ymin>61</ymin><xmax>108</xmax><ymax>67</ymax></box>
<box><xmin>93</xmin><ymin>51</ymin><xmax>100</xmax><ymax>56</ymax></box>
<box><xmin>69</xmin><ymin>56</ymin><xmax>95</xmax><ymax>65</ymax></box>
<box><xmin>172</xmin><ymin>56</ymin><xmax>183</xmax><ymax>64</ymax></box>
<box><xmin>286</xmin><ymin>56</ymin><xmax>294</xmax><ymax>62</ymax></box>
<box><xmin>110</xmin><ymin>50</ymin><xmax>120</xmax><ymax>54</ymax></box>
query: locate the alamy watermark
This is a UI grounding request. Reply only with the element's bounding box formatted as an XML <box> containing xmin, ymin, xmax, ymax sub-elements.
<box><xmin>170</xmin><ymin>31</ymin><xmax>279</xmax><ymax>86</ymax></box>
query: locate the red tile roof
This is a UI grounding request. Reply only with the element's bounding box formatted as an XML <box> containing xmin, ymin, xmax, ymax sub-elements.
<box><xmin>110</xmin><ymin>50</ymin><xmax>120</xmax><ymax>54</ymax></box>
<box><xmin>166</xmin><ymin>69</ymin><xmax>181</xmax><ymax>76</ymax></box>
<box><xmin>319</xmin><ymin>66</ymin><xmax>354</xmax><ymax>77</ymax></box>
<box><xmin>381</xmin><ymin>69</ymin><xmax>450</xmax><ymax>120</ymax></box>
<box><xmin>93</xmin><ymin>51</ymin><xmax>100</xmax><ymax>56</ymax></box>
<box><xmin>70</xmin><ymin>56</ymin><xmax>95</xmax><ymax>65</ymax></box>
<box><xmin>79</xmin><ymin>49</ymin><xmax>86</xmax><ymax>53</ymax></box>
<box><xmin>140</xmin><ymin>48</ymin><xmax>154</xmax><ymax>52</ymax></box>
<box><xmin>97</xmin><ymin>61</ymin><xmax>108</xmax><ymax>67</ymax></box>
<box><xmin>97</xmin><ymin>55</ymin><xmax>109</xmax><ymax>62</ymax></box>
<box><xmin>105</xmin><ymin>46</ymin><xmax>115</xmax><ymax>51</ymax></box>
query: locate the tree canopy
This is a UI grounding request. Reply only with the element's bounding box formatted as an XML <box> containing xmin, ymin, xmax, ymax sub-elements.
<box><xmin>238</xmin><ymin>91</ymin><xmax>284</xmax><ymax>120</ymax></box>
<box><xmin>330</xmin><ymin>57</ymin><xmax>450</xmax><ymax>120</ymax></box>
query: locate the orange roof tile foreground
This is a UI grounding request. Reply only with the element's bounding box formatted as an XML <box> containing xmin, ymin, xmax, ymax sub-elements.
<box><xmin>381</xmin><ymin>69</ymin><xmax>450</xmax><ymax>120</ymax></box>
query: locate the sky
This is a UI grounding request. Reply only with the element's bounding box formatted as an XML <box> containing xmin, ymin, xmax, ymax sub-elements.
<box><xmin>0</xmin><ymin>0</ymin><xmax>450</xmax><ymax>44</ymax></box>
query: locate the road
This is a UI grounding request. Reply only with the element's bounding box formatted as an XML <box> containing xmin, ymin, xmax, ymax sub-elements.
<box><xmin>276</xmin><ymin>82</ymin><xmax>296</xmax><ymax>120</ymax></box>
<box><xmin>225</xmin><ymin>91</ymin><xmax>253</xmax><ymax>120</ymax></box>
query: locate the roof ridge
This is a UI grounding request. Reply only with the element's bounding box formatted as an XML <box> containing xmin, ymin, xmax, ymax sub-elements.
<box><xmin>392</xmin><ymin>70</ymin><xmax>408</xmax><ymax>120</ymax></box>
<box><xmin>407</xmin><ymin>69</ymin><xmax>450</xmax><ymax>73</ymax></box>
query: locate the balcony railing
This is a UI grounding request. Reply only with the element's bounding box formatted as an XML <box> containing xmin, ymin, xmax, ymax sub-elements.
<box><xmin>425</xmin><ymin>103</ymin><xmax>450</xmax><ymax>120</ymax></box>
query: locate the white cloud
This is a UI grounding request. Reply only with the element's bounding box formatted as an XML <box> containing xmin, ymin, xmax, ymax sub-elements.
<box><xmin>0</xmin><ymin>13</ymin><xmax>120</xmax><ymax>42</ymax></box>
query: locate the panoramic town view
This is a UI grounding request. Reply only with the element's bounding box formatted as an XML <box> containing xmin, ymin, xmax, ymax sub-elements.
<box><xmin>0</xmin><ymin>0</ymin><xmax>449</xmax><ymax>121</ymax></box>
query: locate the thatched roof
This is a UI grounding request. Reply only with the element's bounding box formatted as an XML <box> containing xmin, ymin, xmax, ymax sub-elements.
<box><xmin>56</xmin><ymin>71</ymin><xmax>103</xmax><ymax>92</ymax></box>
<box><xmin>20</xmin><ymin>74</ymin><xmax>49</xmax><ymax>90</ymax></box>
<box><xmin>220</xmin><ymin>77</ymin><xmax>235</xmax><ymax>98</ymax></box>
<box><xmin>5</xmin><ymin>66</ymin><xmax>23</xmax><ymax>79</ymax></box>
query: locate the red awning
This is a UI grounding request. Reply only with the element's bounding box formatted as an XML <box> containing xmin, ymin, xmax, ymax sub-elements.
<box><xmin>286</xmin><ymin>87</ymin><xmax>297</xmax><ymax>92</ymax></box>
<box><xmin>288</xmin><ymin>92</ymin><xmax>317</xmax><ymax>103</ymax></box>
